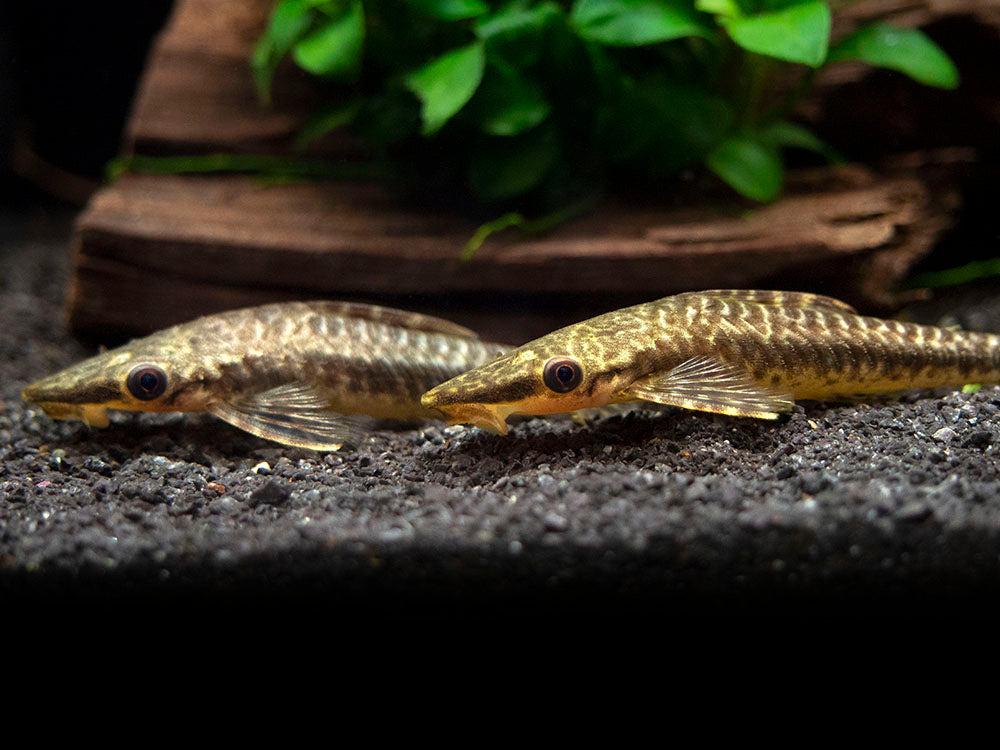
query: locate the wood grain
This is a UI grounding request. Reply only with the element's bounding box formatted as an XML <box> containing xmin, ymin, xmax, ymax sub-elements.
<box><xmin>69</xmin><ymin>167</ymin><xmax>955</xmax><ymax>343</ymax></box>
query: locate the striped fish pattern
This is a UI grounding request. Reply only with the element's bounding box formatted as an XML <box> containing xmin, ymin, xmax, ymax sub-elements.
<box><xmin>23</xmin><ymin>301</ymin><xmax>510</xmax><ymax>450</ymax></box>
<box><xmin>421</xmin><ymin>290</ymin><xmax>1000</xmax><ymax>435</ymax></box>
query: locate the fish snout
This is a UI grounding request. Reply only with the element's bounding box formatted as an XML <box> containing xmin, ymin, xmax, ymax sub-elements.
<box><xmin>420</xmin><ymin>380</ymin><xmax>478</xmax><ymax>414</ymax></box>
<box><xmin>21</xmin><ymin>375</ymin><xmax>66</xmax><ymax>406</ymax></box>
<box><xmin>421</xmin><ymin>386</ymin><xmax>511</xmax><ymax>435</ymax></box>
<box><xmin>22</xmin><ymin>370</ymin><xmax>121</xmax><ymax>407</ymax></box>
<box><xmin>22</xmin><ymin>367</ymin><xmax>121</xmax><ymax>428</ymax></box>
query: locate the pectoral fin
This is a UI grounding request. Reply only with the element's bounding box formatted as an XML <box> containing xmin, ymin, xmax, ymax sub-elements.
<box><xmin>619</xmin><ymin>356</ymin><xmax>794</xmax><ymax>420</ymax></box>
<box><xmin>210</xmin><ymin>383</ymin><xmax>369</xmax><ymax>451</ymax></box>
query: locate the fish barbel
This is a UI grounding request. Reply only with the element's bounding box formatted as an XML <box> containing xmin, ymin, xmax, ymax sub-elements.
<box><xmin>422</xmin><ymin>290</ymin><xmax>1000</xmax><ymax>435</ymax></box>
<box><xmin>23</xmin><ymin>301</ymin><xmax>510</xmax><ymax>450</ymax></box>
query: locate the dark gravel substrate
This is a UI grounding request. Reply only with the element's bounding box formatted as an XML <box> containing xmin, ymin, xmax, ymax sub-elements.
<box><xmin>4</xmin><ymin>205</ymin><xmax>1000</xmax><ymax>631</ymax></box>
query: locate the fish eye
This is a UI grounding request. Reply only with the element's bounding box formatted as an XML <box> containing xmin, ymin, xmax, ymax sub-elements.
<box><xmin>542</xmin><ymin>357</ymin><xmax>583</xmax><ymax>394</ymax></box>
<box><xmin>126</xmin><ymin>364</ymin><xmax>167</xmax><ymax>400</ymax></box>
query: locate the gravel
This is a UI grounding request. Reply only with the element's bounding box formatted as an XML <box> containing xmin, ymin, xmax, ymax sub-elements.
<box><xmin>4</xmin><ymin>205</ymin><xmax>1000</xmax><ymax>629</ymax></box>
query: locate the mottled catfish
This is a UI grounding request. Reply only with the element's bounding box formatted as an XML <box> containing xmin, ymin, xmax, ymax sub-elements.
<box><xmin>422</xmin><ymin>290</ymin><xmax>1000</xmax><ymax>435</ymax></box>
<box><xmin>24</xmin><ymin>301</ymin><xmax>510</xmax><ymax>450</ymax></box>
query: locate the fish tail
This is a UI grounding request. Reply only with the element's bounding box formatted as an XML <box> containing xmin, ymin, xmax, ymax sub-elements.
<box><xmin>824</xmin><ymin>319</ymin><xmax>1000</xmax><ymax>394</ymax></box>
<box><xmin>745</xmin><ymin>312</ymin><xmax>1000</xmax><ymax>399</ymax></box>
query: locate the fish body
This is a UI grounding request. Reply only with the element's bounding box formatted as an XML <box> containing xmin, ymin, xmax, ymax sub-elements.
<box><xmin>24</xmin><ymin>301</ymin><xmax>510</xmax><ymax>449</ymax></box>
<box><xmin>421</xmin><ymin>290</ymin><xmax>1000</xmax><ymax>434</ymax></box>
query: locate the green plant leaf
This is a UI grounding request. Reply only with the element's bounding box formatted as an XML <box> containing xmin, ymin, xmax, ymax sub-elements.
<box><xmin>407</xmin><ymin>0</ymin><xmax>490</xmax><ymax>21</ymax></box>
<box><xmin>252</xmin><ymin>41</ymin><xmax>279</xmax><ymax>103</ymax></box>
<box><xmin>570</xmin><ymin>0</ymin><xmax>712</xmax><ymax>46</ymax></box>
<box><xmin>471</xmin><ymin>60</ymin><xmax>551</xmax><ymax>136</ymax></box>
<box><xmin>474</xmin><ymin>1</ymin><xmax>563</xmax><ymax>69</ymax></box>
<box><xmin>597</xmin><ymin>79</ymin><xmax>732</xmax><ymax>172</ymax></box>
<box><xmin>405</xmin><ymin>41</ymin><xmax>487</xmax><ymax>135</ymax></box>
<box><xmin>461</xmin><ymin>212</ymin><xmax>526</xmax><ymax>259</ymax></box>
<box><xmin>754</xmin><ymin>120</ymin><xmax>843</xmax><ymax>162</ymax></box>
<box><xmin>105</xmin><ymin>153</ymin><xmax>383</xmax><ymax>182</ymax></box>
<box><xmin>904</xmin><ymin>257</ymin><xmax>1000</xmax><ymax>290</ymax></box>
<box><xmin>828</xmin><ymin>23</ymin><xmax>959</xmax><ymax>89</ymax></box>
<box><xmin>722</xmin><ymin>0</ymin><xmax>831</xmax><ymax>66</ymax></box>
<box><xmin>292</xmin><ymin>0</ymin><xmax>365</xmax><ymax>79</ymax></box>
<box><xmin>694</xmin><ymin>0</ymin><xmax>742</xmax><ymax>18</ymax></box>
<box><xmin>252</xmin><ymin>0</ymin><xmax>323</xmax><ymax>103</ymax></box>
<box><xmin>475</xmin><ymin>1</ymin><xmax>562</xmax><ymax>40</ymax></box>
<box><xmin>706</xmin><ymin>136</ymin><xmax>782</xmax><ymax>201</ymax></box>
<box><xmin>469</xmin><ymin>125</ymin><xmax>560</xmax><ymax>200</ymax></box>
<box><xmin>274</xmin><ymin>0</ymin><xmax>330</xmax><ymax>50</ymax></box>
<box><xmin>294</xmin><ymin>100</ymin><xmax>362</xmax><ymax>150</ymax></box>
<box><xmin>461</xmin><ymin>193</ymin><xmax>598</xmax><ymax>259</ymax></box>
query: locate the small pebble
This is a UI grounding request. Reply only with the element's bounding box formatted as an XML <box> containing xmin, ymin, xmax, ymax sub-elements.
<box><xmin>775</xmin><ymin>465</ymin><xmax>796</xmax><ymax>480</ymax></box>
<box><xmin>898</xmin><ymin>502</ymin><xmax>933</xmax><ymax>522</ymax></box>
<box><xmin>932</xmin><ymin>427</ymin><xmax>957</xmax><ymax>442</ymax></box>
<box><xmin>248</xmin><ymin>479</ymin><xmax>291</xmax><ymax>506</ymax></box>
<box><xmin>543</xmin><ymin>512</ymin><xmax>568</xmax><ymax>532</ymax></box>
<box><xmin>962</xmin><ymin>430</ymin><xmax>993</xmax><ymax>449</ymax></box>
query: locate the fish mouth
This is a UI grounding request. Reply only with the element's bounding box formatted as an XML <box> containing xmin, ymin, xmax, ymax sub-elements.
<box><xmin>23</xmin><ymin>380</ymin><xmax>111</xmax><ymax>427</ymax></box>
<box><xmin>431</xmin><ymin>402</ymin><xmax>514</xmax><ymax>435</ymax></box>
<box><xmin>25</xmin><ymin>399</ymin><xmax>111</xmax><ymax>428</ymax></box>
<box><xmin>22</xmin><ymin>374</ymin><xmax>122</xmax><ymax>408</ymax></box>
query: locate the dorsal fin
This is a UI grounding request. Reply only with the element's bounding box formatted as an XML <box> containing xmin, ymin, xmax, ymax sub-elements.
<box><xmin>305</xmin><ymin>301</ymin><xmax>480</xmax><ymax>338</ymax></box>
<box><xmin>687</xmin><ymin>290</ymin><xmax>858</xmax><ymax>314</ymax></box>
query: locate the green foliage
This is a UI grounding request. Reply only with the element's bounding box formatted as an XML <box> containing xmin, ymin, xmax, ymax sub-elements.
<box><xmin>905</xmin><ymin>257</ymin><xmax>1000</xmax><ymax>290</ymax></box>
<box><xmin>409</xmin><ymin>0</ymin><xmax>490</xmax><ymax>21</ymax></box>
<box><xmin>706</xmin><ymin>136</ymin><xmax>782</xmax><ymax>200</ymax></box>
<box><xmin>754</xmin><ymin>120</ymin><xmax>843</xmax><ymax>162</ymax></box>
<box><xmin>294</xmin><ymin>100</ymin><xmax>362</xmax><ymax>149</ymax></box>
<box><xmin>721</xmin><ymin>0</ymin><xmax>831</xmax><ymax>66</ymax></box>
<box><xmin>251</xmin><ymin>0</ymin><xmax>960</xmax><ymax>215</ymax></box>
<box><xmin>694</xmin><ymin>0</ymin><xmax>739</xmax><ymax>18</ymax></box>
<box><xmin>570</xmin><ymin>0</ymin><xmax>711</xmax><ymax>46</ymax></box>
<box><xmin>292</xmin><ymin>0</ymin><xmax>365</xmax><ymax>78</ymax></box>
<box><xmin>828</xmin><ymin>23</ymin><xmax>959</xmax><ymax>88</ymax></box>
<box><xmin>252</xmin><ymin>0</ymin><xmax>319</xmax><ymax>102</ymax></box>
<box><xmin>469</xmin><ymin>122</ymin><xmax>560</xmax><ymax>198</ymax></box>
<box><xmin>405</xmin><ymin>41</ymin><xmax>486</xmax><ymax>135</ymax></box>
<box><xmin>475</xmin><ymin>0</ymin><xmax>561</xmax><ymax>39</ymax></box>
<box><xmin>472</xmin><ymin>59</ymin><xmax>551</xmax><ymax>135</ymax></box>
<box><xmin>105</xmin><ymin>153</ymin><xmax>383</xmax><ymax>182</ymax></box>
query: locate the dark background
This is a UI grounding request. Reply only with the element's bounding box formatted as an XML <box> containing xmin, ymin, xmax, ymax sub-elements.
<box><xmin>0</xmin><ymin>2</ymin><xmax>174</xmax><ymax>204</ymax></box>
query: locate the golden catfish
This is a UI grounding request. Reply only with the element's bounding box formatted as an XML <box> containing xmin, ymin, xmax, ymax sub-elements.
<box><xmin>24</xmin><ymin>301</ymin><xmax>510</xmax><ymax>450</ymax></box>
<box><xmin>422</xmin><ymin>290</ymin><xmax>1000</xmax><ymax>435</ymax></box>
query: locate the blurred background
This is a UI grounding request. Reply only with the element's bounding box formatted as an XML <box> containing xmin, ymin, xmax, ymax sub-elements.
<box><xmin>0</xmin><ymin>2</ymin><xmax>173</xmax><ymax>205</ymax></box>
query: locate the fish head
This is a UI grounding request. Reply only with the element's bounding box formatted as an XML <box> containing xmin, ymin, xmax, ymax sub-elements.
<box><xmin>22</xmin><ymin>334</ymin><xmax>215</xmax><ymax>426</ymax></box>
<box><xmin>422</xmin><ymin>327</ymin><xmax>631</xmax><ymax>434</ymax></box>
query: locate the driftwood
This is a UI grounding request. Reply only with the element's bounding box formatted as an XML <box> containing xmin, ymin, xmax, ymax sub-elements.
<box><xmin>70</xmin><ymin>164</ymin><xmax>957</xmax><ymax>343</ymax></box>
<box><xmin>67</xmin><ymin>0</ymin><xmax>995</xmax><ymax>343</ymax></box>
<box><xmin>125</xmin><ymin>0</ymin><xmax>362</xmax><ymax>158</ymax></box>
